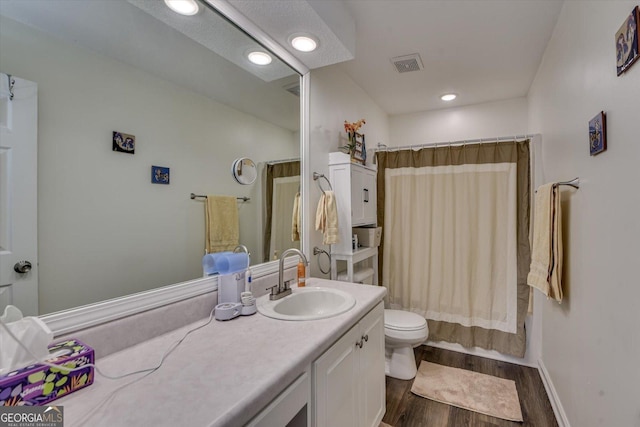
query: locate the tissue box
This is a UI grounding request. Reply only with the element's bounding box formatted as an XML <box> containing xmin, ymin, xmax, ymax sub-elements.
<box><xmin>353</xmin><ymin>226</ymin><xmax>382</xmax><ymax>247</ymax></box>
<box><xmin>0</xmin><ymin>339</ymin><xmax>94</xmax><ymax>406</ymax></box>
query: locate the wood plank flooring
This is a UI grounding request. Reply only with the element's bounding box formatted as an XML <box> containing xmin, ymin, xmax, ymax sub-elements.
<box><xmin>382</xmin><ymin>346</ymin><xmax>558</xmax><ymax>427</ymax></box>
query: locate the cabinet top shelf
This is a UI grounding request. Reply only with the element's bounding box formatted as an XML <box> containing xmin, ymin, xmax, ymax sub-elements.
<box><xmin>329</xmin><ymin>152</ymin><xmax>377</xmax><ymax>171</ymax></box>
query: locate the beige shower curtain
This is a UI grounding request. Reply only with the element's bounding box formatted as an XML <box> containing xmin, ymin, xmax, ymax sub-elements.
<box><xmin>376</xmin><ymin>141</ymin><xmax>530</xmax><ymax>357</ymax></box>
<box><xmin>263</xmin><ymin>161</ymin><xmax>300</xmax><ymax>262</ymax></box>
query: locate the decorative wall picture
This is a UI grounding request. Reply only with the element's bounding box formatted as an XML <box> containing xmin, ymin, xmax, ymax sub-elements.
<box><xmin>151</xmin><ymin>166</ymin><xmax>170</xmax><ymax>184</ymax></box>
<box><xmin>112</xmin><ymin>131</ymin><xmax>135</xmax><ymax>154</ymax></box>
<box><xmin>589</xmin><ymin>111</ymin><xmax>607</xmax><ymax>156</ymax></box>
<box><xmin>351</xmin><ymin>132</ymin><xmax>366</xmax><ymax>164</ymax></box>
<box><xmin>616</xmin><ymin>6</ymin><xmax>639</xmax><ymax>75</ymax></box>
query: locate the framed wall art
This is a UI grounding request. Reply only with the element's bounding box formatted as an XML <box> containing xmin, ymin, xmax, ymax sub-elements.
<box><xmin>112</xmin><ymin>131</ymin><xmax>135</xmax><ymax>154</ymax></box>
<box><xmin>589</xmin><ymin>111</ymin><xmax>607</xmax><ymax>156</ymax></box>
<box><xmin>616</xmin><ymin>6</ymin><xmax>639</xmax><ymax>75</ymax></box>
<box><xmin>151</xmin><ymin>166</ymin><xmax>170</xmax><ymax>184</ymax></box>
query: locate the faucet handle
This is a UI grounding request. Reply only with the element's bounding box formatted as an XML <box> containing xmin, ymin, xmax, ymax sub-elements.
<box><xmin>267</xmin><ymin>283</ymin><xmax>279</xmax><ymax>296</ymax></box>
<box><xmin>283</xmin><ymin>279</ymin><xmax>294</xmax><ymax>291</ymax></box>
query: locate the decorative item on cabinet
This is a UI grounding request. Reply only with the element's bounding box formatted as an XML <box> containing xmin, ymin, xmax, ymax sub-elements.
<box><xmin>341</xmin><ymin>119</ymin><xmax>366</xmax><ymax>164</ymax></box>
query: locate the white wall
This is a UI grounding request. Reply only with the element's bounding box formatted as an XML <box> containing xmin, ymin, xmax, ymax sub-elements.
<box><xmin>308</xmin><ymin>66</ymin><xmax>389</xmax><ymax>277</ymax></box>
<box><xmin>528</xmin><ymin>2</ymin><xmax>640</xmax><ymax>426</ymax></box>
<box><xmin>389</xmin><ymin>97</ymin><xmax>528</xmax><ymax>146</ymax></box>
<box><xmin>0</xmin><ymin>16</ymin><xmax>297</xmax><ymax>314</ymax></box>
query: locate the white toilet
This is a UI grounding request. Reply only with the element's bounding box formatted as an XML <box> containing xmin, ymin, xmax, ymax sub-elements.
<box><xmin>384</xmin><ymin>309</ymin><xmax>429</xmax><ymax>380</ymax></box>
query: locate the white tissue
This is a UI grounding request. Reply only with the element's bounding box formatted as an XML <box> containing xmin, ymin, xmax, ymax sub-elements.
<box><xmin>0</xmin><ymin>305</ymin><xmax>53</xmax><ymax>375</ymax></box>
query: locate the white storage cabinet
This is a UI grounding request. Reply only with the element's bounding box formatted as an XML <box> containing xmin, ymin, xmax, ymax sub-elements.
<box><xmin>328</xmin><ymin>152</ymin><xmax>378</xmax><ymax>284</ymax></box>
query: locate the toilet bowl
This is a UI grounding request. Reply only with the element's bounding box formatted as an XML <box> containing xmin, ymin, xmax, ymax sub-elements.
<box><xmin>384</xmin><ymin>309</ymin><xmax>428</xmax><ymax>380</ymax></box>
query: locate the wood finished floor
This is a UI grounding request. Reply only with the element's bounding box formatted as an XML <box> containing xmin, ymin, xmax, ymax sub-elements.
<box><xmin>382</xmin><ymin>346</ymin><xmax>559</xmax><ymax>427</ymax></box>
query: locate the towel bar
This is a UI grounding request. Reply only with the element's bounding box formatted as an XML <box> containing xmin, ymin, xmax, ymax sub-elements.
<box><xmin>190</xmin><ymin>193</ymin><xmax>250</xmax><ymax>202</ymax></box>
<box><xmin>555</xmin><ymin>177</ymin><xmax>580</xmax><ymax>189</ymax></box>
<box><xmin>313</xmin><ymin>172</ymin><xmax>333</xmax><ymax>194</ymax></box>
<box><xmin>535</xmin><ymin>178</ymin><xmax>580</xmax><ymax>193</ymax></box>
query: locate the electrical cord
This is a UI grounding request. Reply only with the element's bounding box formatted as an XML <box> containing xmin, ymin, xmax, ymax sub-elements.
<box><xmin>0</xmin><ymin>306</ymin><xmax>216</xmax><ymax>380</ymax></box>
<box><xmin>1</xmin><ymin>306</ymin><xmax>216</xmax><ymax>426</ymax></box>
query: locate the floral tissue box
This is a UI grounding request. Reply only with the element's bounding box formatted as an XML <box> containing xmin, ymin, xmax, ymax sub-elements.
<box><xmin>0</xmin><ymin>339</ymin><xmax>94</xmax><ymax>406</ymax></box>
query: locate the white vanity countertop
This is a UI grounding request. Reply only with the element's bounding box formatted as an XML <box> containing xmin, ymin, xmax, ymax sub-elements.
<box><xmin>57</xmin><ymin>279</ymin><xmax>386</xmax><ymax>427</ymax></box>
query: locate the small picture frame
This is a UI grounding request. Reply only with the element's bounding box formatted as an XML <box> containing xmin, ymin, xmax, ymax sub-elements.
<box><xmin>112</xmin><ymin>131</ymin><xmax>135</xmax><ymax>154</ymax></box>
<box><xmin>151</xmin><ymin>166</ymin><xmax>170</xmax><ymax>184</ymax></box>
<box><xmin>616</xmin><ymin>6</ymin><xmax>639</xmax><ymax>75</ymax></box>
<box><xmin>589</xmin><ymin>111</ymin><xmax>607</xmax><ymax>156</ymax></box>
<box><xmin>351</xmin><ymin>132</ymin><xmax>366</xmax><ymax>164</ymax></box>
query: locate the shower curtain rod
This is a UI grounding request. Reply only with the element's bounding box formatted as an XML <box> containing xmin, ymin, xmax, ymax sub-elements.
<box><xmin>375</xmin><ymin>133</ymin><xmax>540</xmax><ymax>152</ymax></box>
<box><xmin>265</xmin><ymin>157</ymin><xmax>300</xmax><ymax>165</ymax></box>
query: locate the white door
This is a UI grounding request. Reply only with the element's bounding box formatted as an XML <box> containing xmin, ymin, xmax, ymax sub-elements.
<box><xmin>0</xmin><ymin>74</ymin><xmax>38</xmax><ymax>316</ymax></box>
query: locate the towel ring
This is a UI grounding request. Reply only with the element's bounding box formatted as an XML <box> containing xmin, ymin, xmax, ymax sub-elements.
<box><xmin>313</xmin><ymin>172</ymin><xmax>333</xmax><ymax>194</ymax></box>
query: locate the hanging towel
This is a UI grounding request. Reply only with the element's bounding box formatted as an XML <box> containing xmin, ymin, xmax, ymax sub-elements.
<box><xmin>315</xmin><ymin>191</ymin><xmax>339</xmax><ymax>245</ymax></box>
<box><xmin>291</xmin><ymin>192</ymin><xmax>301</xmax><ymax>241</ymax></box>
<box><xmin>527</xmin><ymin>183</ymin><xmax>563</xmax><ymax>302</ymax></box>
<box><xmin>205</xmin><ymin>195</ymin><xmax>239</xmax><ymax>253</ymax></box>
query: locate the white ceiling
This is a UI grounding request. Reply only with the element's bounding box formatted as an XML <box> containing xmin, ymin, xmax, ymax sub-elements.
<box><xmin>234</xmin><ymin>0</ymin><xmax>564</xmax><ymax>116</ymax></box>
<box><xmin>338</xmin><ymin>0</ymin><xmax>564</xmax><ymax>115</ymax></box>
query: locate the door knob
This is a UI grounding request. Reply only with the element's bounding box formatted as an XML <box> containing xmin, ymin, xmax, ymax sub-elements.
<box><xmin>14</xmin><ymin>261</ymin><xmax>32</xmax><ymax>274</ymax></box>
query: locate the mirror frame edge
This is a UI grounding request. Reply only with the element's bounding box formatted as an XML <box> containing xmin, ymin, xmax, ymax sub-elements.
<box><xmin>40</xmin><ymin>0</ymin><xmax>311</xmax><ymax>336</ymax></box>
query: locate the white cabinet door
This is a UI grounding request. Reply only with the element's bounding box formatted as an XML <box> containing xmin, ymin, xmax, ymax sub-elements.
<box><xmin>358</xmin><ymin>304</ymin><xmax>386</xmax><ymax>427</ymax></box>
<box><xmin>350</xmin><ymin>166</ymin><xmax>377</xmax><ymax>227</ymax></box>
<box><xmin>360</xmin><ymin>168</ymin><xmax>377</xmax><ymax>226</ymax></box>
<box><xmin>314</xmin><ymin>302</ymin><xmax>385</xmax><ymax>427</ymax></box>
<box><xmin>314</xmin><ymin>325</ymin><xmax>361</xmax><ymax>427</ymax></box>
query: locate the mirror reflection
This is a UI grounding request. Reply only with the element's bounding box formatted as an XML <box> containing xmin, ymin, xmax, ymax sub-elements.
<box><xmin>0</xmin><ymin>0</ymin><xmax>301</xmax><ymax>315</ymax></box>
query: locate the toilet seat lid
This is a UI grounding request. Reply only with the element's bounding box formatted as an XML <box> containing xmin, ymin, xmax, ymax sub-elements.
<box><xmin>384</xmin><ymin>309</ymin><xmax>427</xmax><ymax>331</ymax></box>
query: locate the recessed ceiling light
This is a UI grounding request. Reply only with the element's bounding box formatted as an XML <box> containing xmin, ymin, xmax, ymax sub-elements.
<box><xmin>290</xmin><ymin>35</ymin><xmax>318</xmax><ymax>52</ymax></box>
<box><xmin>247</xmin><ymin>51</ymin><xmax>272</xmax><ymax>65</ymax></box>
<box><xmin>164</xmin><ymin>0</ymin><xmax>199</xmax><ymax>16</ymax></box>
<box><xmin>440</xmin><ymin>93</ymin><xmax>457</xmax><ymax>101</ymax></box>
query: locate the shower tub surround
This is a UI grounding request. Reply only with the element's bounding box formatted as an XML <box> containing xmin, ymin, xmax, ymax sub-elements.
<box><xmin>54</xmin><ymin>279</ymin><xmax>386</xmax><ymax>426</ymax></box>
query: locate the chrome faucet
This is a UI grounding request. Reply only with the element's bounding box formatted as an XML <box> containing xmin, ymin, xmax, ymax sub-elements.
<box><xmin>269</xmin><ymin>248</ymin><xmax>309</xmax><ymax>300</ymax></box>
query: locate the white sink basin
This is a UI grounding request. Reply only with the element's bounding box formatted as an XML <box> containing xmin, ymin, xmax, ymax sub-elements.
<box><xmin>258</xmin><ymin>287</ymin><xmax>356</xmax><ymax>321</ymax></box>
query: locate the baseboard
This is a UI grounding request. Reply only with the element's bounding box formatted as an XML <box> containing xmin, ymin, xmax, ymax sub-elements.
<box><xmin>425</xmin><ymin>340</ymin><xmax>537</xmax><ymax>368</ymax></box>
<box><xmin>537</xmin><ymin>358</ymin><xmax>570</xmax><ymax>427</ymax></box>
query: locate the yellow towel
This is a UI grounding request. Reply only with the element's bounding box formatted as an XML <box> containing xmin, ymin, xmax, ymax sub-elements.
<box><xmin>527</xmin><ymin>183</ymin><xmax>563</xmax><ymax>302</ymax></box>
<box><xmin>205</xmin><ymin>195</ymin><xmax>239</xmax><ymax>253</ymax></box>
<box><xmin>315</xmin><ymin>191</ymin><xmax>339</xmax><ymax>245</ymax></box>
<box><xmin>291</xmin><ymin>192</ymin><xmax>301</xmax><ymax>242</ymax></box>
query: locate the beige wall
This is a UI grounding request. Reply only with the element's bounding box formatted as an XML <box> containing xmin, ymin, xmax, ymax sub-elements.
<box><xmin>528</xmin><ymin>2</ymin><xmax>640</xmax><ymax>426</ymax></box>
<box><xmin>308</xmin><ymin>66</ymin><xmax>389</xmax><ymax>277</ymax></box>
<box><xmin>0</xmin><ymin>16</ymin><xmax>297</xmax><ymax>314</ymax></box>
<box><xmin>390</xmin><ymin>97</ymin><xmax>529</xmax><ymax>145</ymax></box>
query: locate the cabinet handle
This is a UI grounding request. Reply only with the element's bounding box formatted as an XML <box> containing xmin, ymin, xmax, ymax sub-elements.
<box><xmin>356</xmin><ymin>338</ymin><xmax>364</xmax><ymax>349</ymax></box>
<box><xmin>363</xmin><ymin>188</ymin><xmax>369</xmax><ymax>203</ymax></box>
<box><xmin>363</xmin><ymin>334</ymin><xmax>369</xmax><ymax>343</ymax></box>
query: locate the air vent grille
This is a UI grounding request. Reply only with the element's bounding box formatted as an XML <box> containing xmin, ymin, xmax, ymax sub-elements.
<box><xmin>391</xmin><ymin>53</ymin><xmax>424</xmax><ymax>73</ymax></box>
<box><xmin>283</xmin><ymin>82</ymin><xmax>300</xmax><ymax>97</ymax></box>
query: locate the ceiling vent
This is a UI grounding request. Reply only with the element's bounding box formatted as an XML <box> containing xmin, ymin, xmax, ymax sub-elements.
<box><xmin>391</xmin><ymin>53</ymin><xmax>424</xmax><ymax>73</ymax></box>
<box><xmin>283</xmin><ymin>82</ymin><xmax>300</xmax><ymax>97</ymax></box>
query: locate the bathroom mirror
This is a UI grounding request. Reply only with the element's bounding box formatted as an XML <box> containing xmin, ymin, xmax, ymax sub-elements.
<box><xmin>0</xmin><ymin>0</ymin><xmax>304</xmax><ymax>316</ymax></box>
